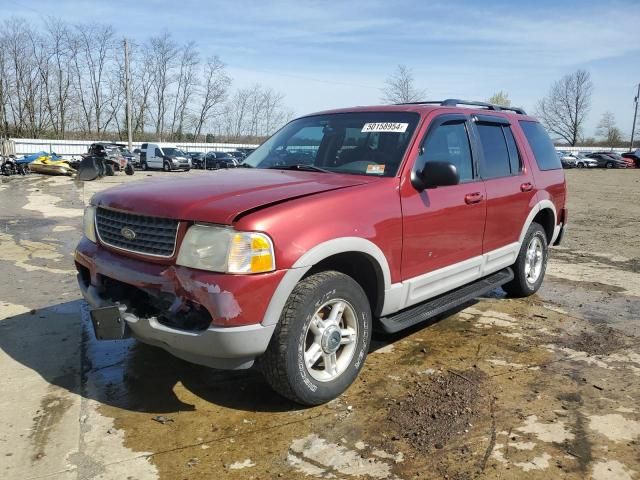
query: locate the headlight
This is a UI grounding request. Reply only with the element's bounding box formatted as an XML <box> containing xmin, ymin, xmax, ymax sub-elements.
<box><xmin>176</xmin><ymin>224</ymin><xmax>275</xmax><ymax>274</ymax></box>
<box><xmin>83</xmin><ymin>206</ymin><xmax>97</xmax><ymax>243</ymax></box>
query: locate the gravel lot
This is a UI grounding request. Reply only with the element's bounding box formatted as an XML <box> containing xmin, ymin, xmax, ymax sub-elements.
<box><xmin>0</xmin><ymin>169</ymin><xmax>638</xmax><ymax>480</ymax></box>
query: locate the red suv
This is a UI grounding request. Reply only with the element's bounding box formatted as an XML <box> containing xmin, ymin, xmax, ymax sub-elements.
<box><xmin>76</xmin><ymin>99</ymin><xmax>567</xmax><ymax>405</ymax></box>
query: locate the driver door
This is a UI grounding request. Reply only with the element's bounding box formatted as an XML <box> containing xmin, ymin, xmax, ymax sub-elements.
<box><xmin>400</xmin><ymin>114</ymin><xmax>486</xmax><ymax>305</ymax></box>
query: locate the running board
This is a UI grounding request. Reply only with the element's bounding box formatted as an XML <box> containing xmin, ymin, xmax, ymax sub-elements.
<box><xmin>379</xmin><ymin>268</ymin><xmax>514</xmax><ymax>334</ymax></box>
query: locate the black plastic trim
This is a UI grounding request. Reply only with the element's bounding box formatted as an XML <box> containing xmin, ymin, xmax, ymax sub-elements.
<box><xmin>379</xmin><ymin>268</ymin><xmax>514</xmax><ymax>334</ymax></box>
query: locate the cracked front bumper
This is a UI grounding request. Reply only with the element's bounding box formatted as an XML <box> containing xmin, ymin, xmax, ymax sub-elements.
<box><xmin>75</xmin><ymin>238</ymin><xmax>281</xmax><ymax>369</ymax></box>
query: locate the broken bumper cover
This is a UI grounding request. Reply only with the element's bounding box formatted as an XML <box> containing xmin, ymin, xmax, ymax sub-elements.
<box><xmin>78</xmin><ymin>273</ymin><xmax>275</xmax><ymax>369</ymax></box>
<box><xmin>75</xmin><ymin>238</ymin><xmax>281</xmax><ymax>370</ymax></box>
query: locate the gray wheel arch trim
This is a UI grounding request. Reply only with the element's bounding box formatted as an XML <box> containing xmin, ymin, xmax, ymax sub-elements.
<box><xmin>261</xmin><ymin>237</ymin><xmax>392</xmax><ymax>326</ymax></box>
<box><xmin>519</xmin><ymin>199</ymin><xmax>558</xmax><ymax>245</ymax></box>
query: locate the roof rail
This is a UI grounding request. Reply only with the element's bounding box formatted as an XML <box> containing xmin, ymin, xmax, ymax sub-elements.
<box><xmin>395</xmin><ymin>99</ymin><xmax>527</xmax><ymax>115</ymax></box>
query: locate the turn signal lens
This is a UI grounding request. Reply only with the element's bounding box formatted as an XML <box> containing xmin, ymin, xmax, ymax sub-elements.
<box><xmin>228</xmin><ymin>232</ymin><xmax>275</xmax><ymax>273</ymax></box>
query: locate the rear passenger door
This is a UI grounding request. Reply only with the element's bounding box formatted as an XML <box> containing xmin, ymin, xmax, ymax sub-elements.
<box><xmin>471</xmin><ymin>115</ymin><xmax>535</xmax><ymax>261</ymax></box>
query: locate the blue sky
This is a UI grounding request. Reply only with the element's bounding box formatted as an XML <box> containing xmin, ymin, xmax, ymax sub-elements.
<box><xmin>4</xmin><ymin>0</ymin><xmax>640</xmax><ymax>137</ymax></box>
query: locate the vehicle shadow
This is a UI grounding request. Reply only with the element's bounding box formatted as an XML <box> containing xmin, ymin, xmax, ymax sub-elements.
<box><xmin>0</xmin><ymin>292</ymin><xmax>502</xmax><ymax>415</ymax></box>
<box><xmin>0</xmin><ymin>299</ymin><xmax>303</xmax><ymax>415</ymax></box>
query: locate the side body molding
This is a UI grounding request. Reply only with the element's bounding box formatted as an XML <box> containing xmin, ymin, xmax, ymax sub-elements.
<box><xmin>262</xmin><ymin>200</ymin><xmax>560</xmax><ymax>327</ymax></box>
<box><xmin>261</xmin><ymin>237</ymin><xmax>393</xmax><ymax>326</ymax></box>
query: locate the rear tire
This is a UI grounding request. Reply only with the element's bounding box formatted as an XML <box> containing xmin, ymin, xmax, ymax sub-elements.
<box><xmin>259</xmin><ymin>271</ymin><xmax>372</xmax><ymax>406</ymax></box>
<box><xmin>503</xmin><ymin>222</ymin><xmax>548</xmax><ymax>297</ymax></box>
<box><xmin>141</xmin><ymin>161</ymin><xmax>148</xmax><ymax>171</ymax></box>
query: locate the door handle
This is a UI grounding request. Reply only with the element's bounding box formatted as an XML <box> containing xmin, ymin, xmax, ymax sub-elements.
<box><xmin>464</xmin><ymin>192</ymin><xmax>483</xmax><ymax>204</ymax></box>
<box><xmin>520</xmin><ymin>182</ymin><xmax>533</xmax><ymax>192</ymax></box>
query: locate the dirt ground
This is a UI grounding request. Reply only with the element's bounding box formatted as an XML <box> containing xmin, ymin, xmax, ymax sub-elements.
<box><xmin>0</xmin><ymin>169</ymin><xmax>639</xmax><ymax>480</ymax></box>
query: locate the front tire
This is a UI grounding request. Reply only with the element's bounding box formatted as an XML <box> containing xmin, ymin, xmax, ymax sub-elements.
<box><xmin>163</xmin><ymin>161</ymin><xmax>172</xmax><ymax>172</ymax></box>
<box><xmin>503</xmin><ymin>222</ymin><xmax>548</xmax><ymax>297</ymax></box>
<box><xmin>259</xmin><ymin>271</ymin><xmax>372</xmax><ymax>406</ymax></box>
<box><xmin>606</xmin><ymin>161</ymin><xmax>614</xmax><ymax>169</ymax></box>
<box><xmin>141</xmin><ymin>161</ymin><xmax>148</xmax><ymax>171</ymax></box>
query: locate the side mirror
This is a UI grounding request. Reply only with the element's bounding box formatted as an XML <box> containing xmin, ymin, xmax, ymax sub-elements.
<box><xmin>411</xmin><ymin>161</ymin><xmax>460</xmax><ymax>190</ymax></box>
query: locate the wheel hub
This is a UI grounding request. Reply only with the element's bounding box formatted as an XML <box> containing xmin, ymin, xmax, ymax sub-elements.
<box><xmin>321</xmin><ymin>325</ymin><xmax>342</xmax><ymax>354</ymax></box>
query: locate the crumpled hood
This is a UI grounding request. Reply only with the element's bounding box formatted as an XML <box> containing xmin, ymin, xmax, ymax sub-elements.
<box><xmin>93</xmin><ymin>169</ymin><xmax>375</xmax><ymax>224</ymax></box>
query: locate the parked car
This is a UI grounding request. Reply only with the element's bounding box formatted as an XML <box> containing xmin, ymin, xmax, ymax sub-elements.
<box><xmin>205</xmin><ymin>151</ymin><xmax>238</xmax><ymax>169</ymax></box>
<box><xmin>601</xmin><ymin>152</ymin><xmax>635</xmax><ymax>168</ymax></box>
<box><xmin>621</xmin><ymin>151</ymin><xmax>640</xmax><ymax>168</ymax></box>
<box><xmin>558</xmin><ymin>151</ymin><xmax>575</xmax><ymax>169</ymax></box>
<box><xmin>187</xmin><ymin>152</ymin><xmax>206</xmax><ymax>169</ymax></box>
<box><xmin>139</xmin><ymin>143</ymin><xmax>191</xmax><ymax>171</ymax></box>
<box><xmin>586</xmin><ymin>152</ymin><xmax>631</xmax><ymax>169</ymax></box>
<box><xmin>572</xmin><ymin>154</ymin><xmax>598</xmax><ymax>169</ymax></box>
<box><xmin>236</xmin><ymin>147</ymin><xmax>256</xmax><ymax>156</ymax></box>
<box><xmin>560</xmin><ymin>152</ymin><xmax>597</xmax><ymax>168</ymax></box>
<box><xmin>131</xmin><ymin>148</ymin><xmax>142</xmax><ymax>167</ymax></box>
<box><xmin>76</xmin><ymin>99</ymin><xmax>567</xmax><ymax>405</ymax></box>
<box><xmin>228</xmin><ymin>150</ymin><xmax>246</xmax><ymax>162</ymax></box>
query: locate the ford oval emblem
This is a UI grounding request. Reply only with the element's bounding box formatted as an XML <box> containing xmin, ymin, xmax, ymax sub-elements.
<box><xmin>121</xmin><ymin>227</ymin><xmax>136</xmax><ymax>240</ymax></box>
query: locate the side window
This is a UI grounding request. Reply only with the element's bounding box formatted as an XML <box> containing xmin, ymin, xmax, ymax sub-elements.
<box><xmin>141</xmin><ymin>143</ymin><xmax>148</xmax><ymax>149</ymax></box>
<box><xmin>519</xmin><ymin>121</ymin><xmax>562</xmax><ymax>170</ymax></box>
<box><xmin>154</xmin><ymin>148</ymin><xmax>162</xmax><ymax>157</ymax></box>
<box><xmin>421</xmin><ymin>121</ymin><xmax>473</xmax><ymax>182</ymax></box>
<box><xmin>476</xmin><ymin>123</ymin><xmax>511</xmax><ymax>179</ymax></box>
<box><xmin>503</xmin><ymin>126</ymin><xmax>522</xmax><ymax>174</ymax></box>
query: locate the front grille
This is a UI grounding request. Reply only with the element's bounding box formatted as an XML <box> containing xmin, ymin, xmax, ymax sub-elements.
<box><xmin>96</xmin><ymin>207</ymin><xmax>179</xmax><ymax>257</ymax></box>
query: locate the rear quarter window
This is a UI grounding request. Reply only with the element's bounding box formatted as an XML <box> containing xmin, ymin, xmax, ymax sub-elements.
<box><xmin>519</xmin><ymin>121</ymin><xmax>562</xmax><ymax>171</ymax></box>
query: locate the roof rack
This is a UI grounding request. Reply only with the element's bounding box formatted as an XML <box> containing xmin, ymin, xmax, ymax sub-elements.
<box><xmin>396</xmin><ymin>99</ymin><xmax>527</xmax><ymax>115</ymax></box>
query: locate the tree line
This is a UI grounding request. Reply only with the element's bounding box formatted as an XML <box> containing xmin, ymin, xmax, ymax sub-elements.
<box><xmin>0</xmin><ymin>17</ymin><xmax>293</xmax><ymax>143</ymax></box>
<box><xmin>381</xmin><ymin>65</ymin><xmax>639</xmax><ymax>148</ymax></box>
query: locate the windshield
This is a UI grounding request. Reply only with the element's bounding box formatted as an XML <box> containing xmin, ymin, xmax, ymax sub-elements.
<box><xmin>242</xmin><ymin>112</ymin><xmax>420</xmax><ymax>176</ymax></box>
<box><xmin>163</xmin><ymin>148</ymin><xmax>185</xmax><ymax>157</ymax></box>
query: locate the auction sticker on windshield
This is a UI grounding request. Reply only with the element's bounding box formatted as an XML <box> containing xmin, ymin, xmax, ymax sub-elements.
<box><xmin>361</xmin><ymin>122</ymin><xmax>408</xmax><ymax>133</ymax></box>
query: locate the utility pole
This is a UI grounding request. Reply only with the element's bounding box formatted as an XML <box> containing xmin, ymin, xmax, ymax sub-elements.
<box><xmin>124</xmin><ymin>39</ymin><xmax>133</xmax><ymax>151</ymax></box>
<box><xmin>630</xmin><ymin>83</ymin><xmax>640</xmax><ymax>152</ymax></box>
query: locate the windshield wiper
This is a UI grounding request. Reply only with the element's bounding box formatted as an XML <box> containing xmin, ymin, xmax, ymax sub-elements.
<box><xmin>268</xmin><ymin>164</ymin><xmax>330</xmax><ymax>173</ymax></box>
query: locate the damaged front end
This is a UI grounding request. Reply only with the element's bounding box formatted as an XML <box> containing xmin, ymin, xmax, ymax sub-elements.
<box><xmin>75</xmin><ymin>238</ymin><xmax>283</xmax><ymax>370</ymax></box>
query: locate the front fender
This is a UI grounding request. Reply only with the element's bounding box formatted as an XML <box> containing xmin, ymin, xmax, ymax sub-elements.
<box><xmin>261</xmin><ymin>237</ymin><xmax>392</xmax><ymax>326</ymax></box>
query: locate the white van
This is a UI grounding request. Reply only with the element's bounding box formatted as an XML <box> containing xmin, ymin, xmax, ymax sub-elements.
<box><xmin>139</xmin><ymin>143</ymin><xmax>191</xmax><ymax>171</ymax></box>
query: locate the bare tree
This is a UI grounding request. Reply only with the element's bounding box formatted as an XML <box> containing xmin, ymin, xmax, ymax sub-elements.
<box><xmin>130</xmin><ymin>42</ymin><xmax>155</xmax><ymax>136</ymax></box>
<box><xmin>44</xmin><ymin>18</ymin><xmax>73</xmax><ymax>138</ymax></box>
<box><xmin>261</xmin><ymin>88</ymin><xmax>288</xmax><ymax>136</ymax></box>
<box><xmin>0</xmin><ymin>45</ymin><xmax>8</xmax><ymax>137</ymax></box>
<box><xmin>148</xmin><ymin>32</ymin><xmax>178</xmax><ymax>139</ymax></box>
<box><xmin>596</xmin><ymin>111</ymin><xmax>623</xmax><ymax>146</ymax></box>
<box><xmin>488</xmin><ymin>91</ymin><xmax>511</xmax><ymax>107</ymax></box>
<box><xmin>0</xmin><ymin>17</ymin><xmax>292</xmax><ymax>142</ymax></box>
<box><xmin>381</xmin><ymin>65</ymin><xmax>426</xmax><ymax>104</ymax></box>
<box><xmin>170</xmin><ymin>42</ymin><xmax>199</xmax><ymax>139</ymax></box>
<box><xmin>193</xmin><ymin>56</ymin><xmax>230</xmax><ymax>139</ymax></box>
<box><xmin>536</xmin><ymin>70</ymin><xmax>593</xmax><ymax>146</ymax></box>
